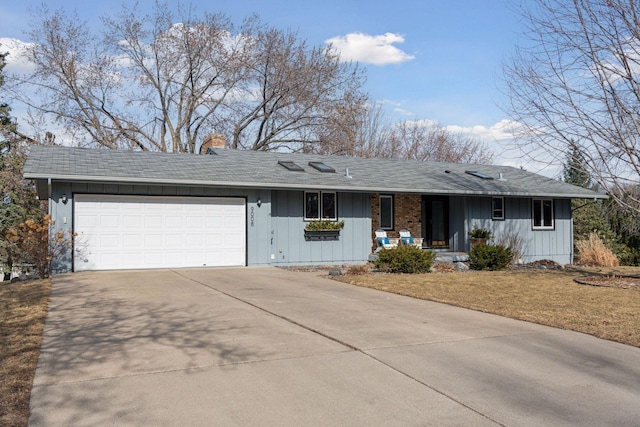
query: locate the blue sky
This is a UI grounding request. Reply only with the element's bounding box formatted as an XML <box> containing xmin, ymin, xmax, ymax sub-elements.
<box><xmin>0</xmin><ymin>0</ymin><xmax>532</xmax><ymax>170</ymax></box>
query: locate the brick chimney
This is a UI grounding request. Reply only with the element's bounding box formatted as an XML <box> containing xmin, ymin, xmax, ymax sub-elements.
<box><xmin>200</xmin><ymin>133</ymin><xmax>226</xmax><ymax>154</ymax></box>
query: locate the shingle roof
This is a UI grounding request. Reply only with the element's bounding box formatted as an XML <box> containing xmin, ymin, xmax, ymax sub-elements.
<box><xmin>23</xmin><ymin>145</ymin><xmax>606</xmax><ymax>199</ymax></box>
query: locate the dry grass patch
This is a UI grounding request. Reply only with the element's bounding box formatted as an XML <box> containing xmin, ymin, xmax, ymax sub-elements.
<box><xmin>0</xmin><ymin>279</ymin><xmax>51</xmax><ymax>427</ymax></box>
<box><xmin>337</xmin><ymin>267</ymin><xmax>640</xmax><ymax>347</ymax></box>
<box><xmin>576</xmin><ymin>232</ymin><xmax>620</xmax><ymax>266</ymax></box>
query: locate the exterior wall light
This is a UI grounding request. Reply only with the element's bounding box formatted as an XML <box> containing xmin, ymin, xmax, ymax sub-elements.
<box><xmin>61</xmin><ymin>194</ymin><xmax>68</xmax><ymax>204</ymax></box>
<box><xmin>257</xmin><ymin>198</ymin><xmax>262</xmax><ymax>207</ymax></box>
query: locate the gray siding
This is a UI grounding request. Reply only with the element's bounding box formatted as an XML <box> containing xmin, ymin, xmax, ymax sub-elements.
<box><xmin>271</xmin><ymin>190</ymin><xmax>371</xmax><ymax>265</ymax></box>
<box><xmin>49</xmin><ymin>182</ymin><xmax>272</xmax><ymax>273</ymax></box>
<box><xmin>462</xmin><ymin>196</ymin><xmax>573</xmax><ymax>264</ymax></box>
<box><xmin>449</xmin><ymin>196</ymin><xmax>466</xmax><ymax>251</ymax></box>
<box><xmin>47</xmin><ymin>179</ymin><xmax>574</xmax><ymax>272</ymax></box>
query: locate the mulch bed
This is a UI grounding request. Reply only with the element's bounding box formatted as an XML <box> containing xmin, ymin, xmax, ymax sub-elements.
<box><xmin>279</xmin><ymin>262</ymin><xmax>640</xmax><ymax>292</ymax></box>
<box><xmin>574</xmin><ymin>274</ymin><xmax>640</xmax><ymax>291</ymax></box>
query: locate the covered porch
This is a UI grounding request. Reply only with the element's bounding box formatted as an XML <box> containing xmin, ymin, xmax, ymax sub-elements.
<box><xmin>371</xmin><ymin>193</ymin><xmax>467</xmax><ymax>253</ymax></box>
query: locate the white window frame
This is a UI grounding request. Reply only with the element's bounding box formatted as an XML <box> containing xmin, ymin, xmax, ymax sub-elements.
<box><xmin>379</xmin><ymin>194</ymin><xmax>394</xmax><ymax>230</ymax></box>
<box><xmin>532</xmin><ymin>198</ymin><xmax>554</xmax><ymax>230</ymax></box>
<box><xmin>304</xmin><ymin>191</ymin><xmax>337</xmax><ymax>221</ymax></box>
<box><xmin>492</xmin><ymin>197</ymin><xmax>505</xmax><ymax>220</ymax></box>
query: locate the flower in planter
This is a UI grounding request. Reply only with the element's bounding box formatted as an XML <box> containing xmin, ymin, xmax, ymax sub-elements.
<box><xmin>305</xmin><ymin>220</ymin><xmax>345</xmax><ymax>231</ymax></box>
<box><xmin>468</xmin><ymin>227</ymin><xmax>492</xmax><ymax>239</ymax></box>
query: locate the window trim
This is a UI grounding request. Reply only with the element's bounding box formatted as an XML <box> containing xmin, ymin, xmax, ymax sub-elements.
<box><xmin>492</xmin><ymin>197</ymin><xmax>505</xmax><ymax>220</ymax></box>
<box><xmin>532</xmin><ymin>198</ymin><xmax>554</xmax><ymax>230</ymax></box>
<box><xmin>379</xmin><ymin>194</ymin><xmax>394</xmax><ymax>230</ymax></box>
<box><xmin>304</xmin><ymin>191</ymin><xmax>338</xmax><ymax>221</ymax></box>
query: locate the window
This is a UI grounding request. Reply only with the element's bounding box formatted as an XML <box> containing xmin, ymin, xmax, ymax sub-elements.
<box><xmin>465</xmin><ymin>170</ymin><xmax>494</xmax><ymax>180</ymax></box>
<box><xmin>492</xmin><ymin>197</ymin><xmax>504</xmax><ymax>220</ymax></box>
<box><xmin>308</xmin><ymin>162</ymin><xmax>335</xmax><ymax>173</ymax></box>
<box><xmin>278</xmin><ymin>161</ymin><xmax>304</xmax><ymax>171</ymax></box>
<box><xmin>380</xmin><ymin>195</ymin><xmax>394</xmax><ymax>230</ymax></box>
<box><xmin>305</xmin><ymin>191</ymin><xmax>337</xmax><ymax>221</ymax></box>
<box><xmin>532</xmin><ymin>199</ymin><xmax>554</xmax><ymax>229</ymax></box>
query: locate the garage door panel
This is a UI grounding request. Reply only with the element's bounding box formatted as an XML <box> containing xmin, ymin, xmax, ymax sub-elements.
<box><xmin>99</xmin><ymin>234</ymin><xmax>121</xmax><ymax>247</ymax></box>
<box><xmin>144</xmin><ymin>216</ymin><xmax>163</xmax><ymax>228</ymax></box>
<box><xmin>122</xmin><ymin>216</ymin><xmax>143</xmax><ymax>228</ymax></box>
<box><xmin>74</xmin><ymin>195</ymin><xmax>245</xmax><ymax>271</ymax></box>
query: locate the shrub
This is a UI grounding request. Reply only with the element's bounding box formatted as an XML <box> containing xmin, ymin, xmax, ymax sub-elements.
<box><xmin>469</xmin><ymin>227</ymin><xmax>492</xmax><ymax>239</ymax></box>
<box><xmin>495</xmin><ymin>232</ymin><xmax>526</xmax><ymax>264</ymax></box>
<box><xmin>374</xmin><ymin>245</ymin><xmax>436</xmax><ymax>274</ymax></box>
<box><xmin>5</xmin><ymin>215</ymin><xmax>74</xmax><ymax>279</ymax></box>
<box><xmin>469</xmin><ymin>244</ymin><xmax>513</xmax><ymax>271</ymax></box>
<box><xmin>575</xmin><ymin>232</ymin><xmax>620</xmax><ymax>267</ymax></box>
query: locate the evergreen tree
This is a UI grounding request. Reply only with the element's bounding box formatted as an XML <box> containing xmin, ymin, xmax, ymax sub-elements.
<box><xmin>0</xmin><ymin>52</ymin><xmax>14</xmax><ymax>164</ymax></box>
<box><xmin>563</xmin><ymin>143</ymin><xmax>639</xmax><ymax>264</ymax></box>
<box><xmin>563</xmin><ymin>141</ymin><xmax>591</xmax><ymax>189</ymax></box>
<box><xmin>0</xmin><ymin>50</ymin><xmax>44</xmax><ymax>274</ymax></box>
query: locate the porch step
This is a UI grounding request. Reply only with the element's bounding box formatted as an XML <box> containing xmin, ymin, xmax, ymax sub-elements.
<box><xmin>434</xmin><ymin>252</ymin><xmax>469</xmax><ymax>263</ymax></box>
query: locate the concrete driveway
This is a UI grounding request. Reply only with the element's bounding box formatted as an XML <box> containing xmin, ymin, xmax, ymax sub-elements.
<box><xmin>30</xmin><ymin>267</ymin><xmax>640</xmax><ymax>426</ymax></box>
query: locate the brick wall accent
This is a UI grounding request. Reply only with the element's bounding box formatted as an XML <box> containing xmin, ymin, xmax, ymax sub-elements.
<box><xmin>371</xmin><ymin>193</ymin><xmax>422</xmax><ymax>240</ymax></box>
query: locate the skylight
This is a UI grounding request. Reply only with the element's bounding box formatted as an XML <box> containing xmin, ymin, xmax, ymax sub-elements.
<box><xmin>465</xmin><ymin>170</ymin><xmax>494</xmax><ymax>180</ymax></box>
<box><xmin>278</xmin><ymin>161</ymin><xmax>305</xmax><ymax>172</ymax></box>
<box><xmin>308</xmin><ymin>162</ymin><xmax>335</xmax><ymax>173</ymax></box>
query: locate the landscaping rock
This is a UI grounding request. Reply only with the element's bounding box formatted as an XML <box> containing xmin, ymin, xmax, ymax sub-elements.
<box><xmin>454</xmin><ymin>262</ymin><xmax>469</xmax><ymax>272</ymax></box>
<box><xmin>328</xmin><ymin>268</ymin><xmax>342</xmax><ymax>276</ymax></box>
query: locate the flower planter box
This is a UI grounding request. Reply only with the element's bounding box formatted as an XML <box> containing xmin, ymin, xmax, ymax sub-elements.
<box><xmin>304</xmin><ymin>229</ymin><xmax>341</xmax><ymax>241</ymax></box>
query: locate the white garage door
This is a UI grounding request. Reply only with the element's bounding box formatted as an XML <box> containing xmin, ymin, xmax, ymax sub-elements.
<box><xmin>74</xmin><ymin>194</ymin><xmax>246</xmax><ymax>271</ymax></box>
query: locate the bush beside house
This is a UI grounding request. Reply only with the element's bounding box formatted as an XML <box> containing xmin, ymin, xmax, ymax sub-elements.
<box><xmin>374</xmin><ymin>245</ymin><xmax>436</xmax><ymax>274</ymax></box>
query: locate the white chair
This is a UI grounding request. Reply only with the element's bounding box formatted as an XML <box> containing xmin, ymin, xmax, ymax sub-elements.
<box><xmin>399</xmin><ymin>229</ymin><xmax>424</xmax><ymax>248</ymax></box>
<box><xmin>375</xmin><ymin>229</ymin><xmax>398</xmax><ymax>250</ymax></box>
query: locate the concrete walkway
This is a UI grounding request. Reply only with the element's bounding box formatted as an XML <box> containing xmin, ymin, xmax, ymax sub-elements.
<box><xmin>30</xmin><ymin>267</ymin><xmax>640</xmax><ymax>426</ymax></box>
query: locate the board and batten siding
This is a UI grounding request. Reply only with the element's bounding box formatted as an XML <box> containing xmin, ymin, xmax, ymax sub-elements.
<box><xmin>49</xmin><ymin>181</ymin><xmax>272</xmax><ymax>273</ymax></box>
<box><xmin>270</xmin><ymin>190</ymin><xmax>371</xmax><ymax>265</ymax></box>
<box><xmin>459</xmin><ymin>196</ymin><xmax>573</xmax><ymax>264</ymax></box>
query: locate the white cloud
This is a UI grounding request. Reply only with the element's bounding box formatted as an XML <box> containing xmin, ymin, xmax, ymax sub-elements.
<box><xmin>325</xmin><ymin>32</ymin><xmax>415</xmax><ymax>65</ymax></box>
<box><xmin>444</xmin><ymin>119</ymin><xmax>524</xmax><ymax>142</ymax></box>
<box><xmin>0</xmin><ymin>37</ymin><xmax>35</xmax><ymax>74</ymax></box>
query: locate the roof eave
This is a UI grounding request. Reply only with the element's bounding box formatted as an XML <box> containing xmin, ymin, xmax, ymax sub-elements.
<box><xmin>24</xmin><ymin>173</ymin><xmax>608</xmax><ymax>199</ymax></box>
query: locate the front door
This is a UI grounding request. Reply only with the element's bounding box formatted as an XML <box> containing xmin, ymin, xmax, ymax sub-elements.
<box><xmin>422</xmin><ymin>196</ymin><xmax>449</xmax><ymax>248</ymax></box>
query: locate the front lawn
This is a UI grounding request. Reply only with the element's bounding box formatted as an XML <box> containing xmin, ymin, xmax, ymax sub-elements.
<box><xmin>336</xmin><ymin>266</ymin><xmax>640</xmax><ymax>347</ymax></box>
<box><xmin>0</xmin><ymin>279</ymin><xmax>51</xmax><ymax>427</ymax></box>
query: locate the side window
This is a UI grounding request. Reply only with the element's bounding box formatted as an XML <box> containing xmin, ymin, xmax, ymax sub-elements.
<box><xmin>380</xmin><ymin>195</ymin><xmax>394</xmax><ymax>230</ymax></box>
<box><xmin>532</xmin><ymin>199</ymin><xmax>554</xmax><ymax>229</ymax></box>
<box><xmin>305</xmin><ymin>191</ymin><xmax>337</xmax><ymax>221</ymax></box>
<box><xmin>305</xmin><ymin>192</ymin><xmax>320</xmax><ymax>220</ymax></box>
<box><xmin>492</xmin><ymin>197</ymin><xmax>504</xmax><ymax>220</ymax></box>
<box><xmin>321</xmin><ymin>192</ymin><xmax>337</xmax><ymax>220</ymax></box>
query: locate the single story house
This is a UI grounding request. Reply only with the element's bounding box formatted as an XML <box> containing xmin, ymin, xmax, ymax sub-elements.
<box><xmin>23</xmin><ymin>144</ymin><xmax>605</xmax><ymax>273</ymax></box>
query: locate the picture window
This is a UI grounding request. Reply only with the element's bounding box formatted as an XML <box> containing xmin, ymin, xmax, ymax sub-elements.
<box><xmin>305</xmin><ymin>191</ymin><xmax>337</xmax><ymax>221</ymax></box>
<box><xmin>532</xmin><ymin>198</ymin><xmax>554</xmax><ymax>229</ymax></box>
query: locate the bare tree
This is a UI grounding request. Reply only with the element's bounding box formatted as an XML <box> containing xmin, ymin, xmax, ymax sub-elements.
<box><xmin>313</xmin><ymin>102</ymin><xmax>391</xmax><ymax>157</ymax></box>
<box><xmin>313</xmin><ymin>103</ymin><xmax>493</xmax><ymax>164</ymax></box>
<box><xmin>385</xmin><ymin>120</ymin><xmax>494</xmax><ymax>163</ymax></box>
<box><xmin>7</xmin><ymin>3</ymin><xmax>366</xmax><ymax>154</ymax></box>
<box><xmin>225</xmin><ymin>27</ymin><xmax>367</xmax><ymax>151</ymax></box>
<box><xmin>504</xmin><ymin>0</ymin><xmax>640</xmax><ymax>215</ymax></box>
<box><xmin>8</xmin><ymin>3</ymin><xmax>252</xmax><ymax>152</ymax></box>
